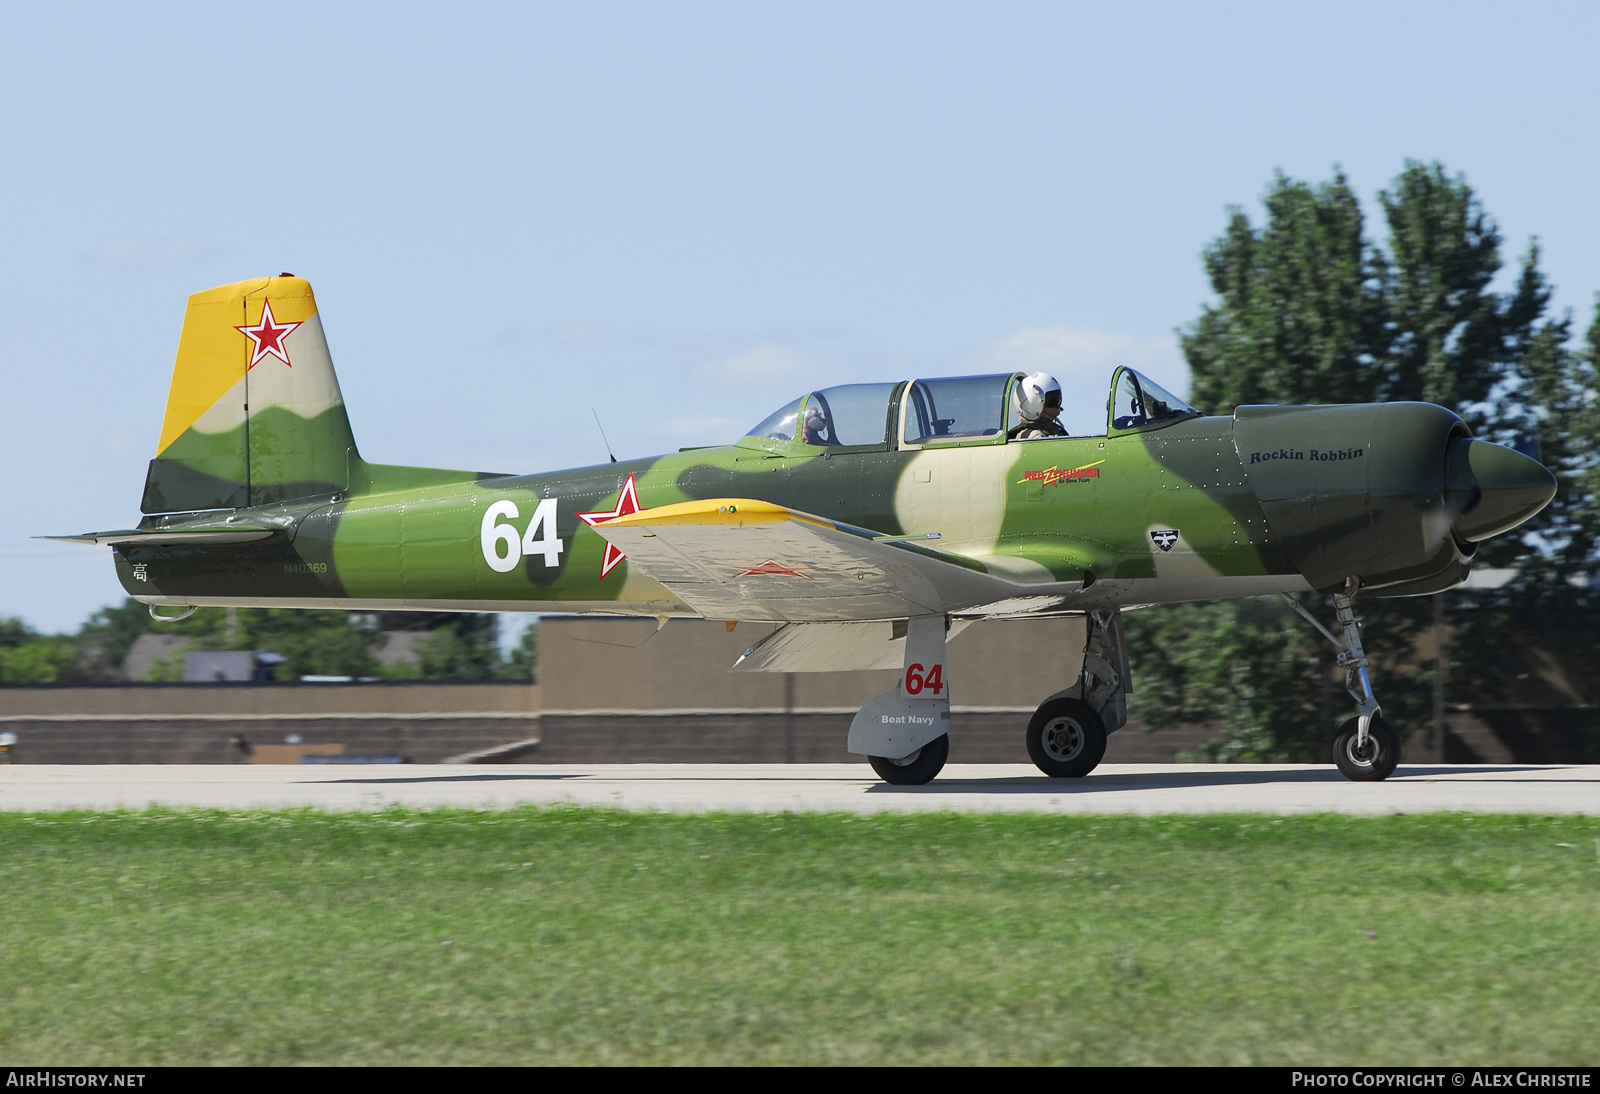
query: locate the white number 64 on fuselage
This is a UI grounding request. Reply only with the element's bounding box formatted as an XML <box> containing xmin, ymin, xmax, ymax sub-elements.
<box><xmin>481</xmin><ymin>498</ymin><xmax>563</xmax><ymax>572</ymax></box>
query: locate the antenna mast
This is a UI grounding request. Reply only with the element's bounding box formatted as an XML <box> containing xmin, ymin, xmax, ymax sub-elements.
<box><xmin>591</xmin><ymin>409</ymin><xmax>618</xmax><ymax>464</ymax></box>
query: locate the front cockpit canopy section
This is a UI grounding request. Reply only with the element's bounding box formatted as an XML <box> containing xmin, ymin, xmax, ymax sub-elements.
<box><xmin>745</xmin><ymin>396</ymin><xmax>804</xmax><ymax>443</ymax></box>
<box><xmin>1109</xmin><ymin>367</ymin><xmax>1200</xmax><ymax>433</ymax></box>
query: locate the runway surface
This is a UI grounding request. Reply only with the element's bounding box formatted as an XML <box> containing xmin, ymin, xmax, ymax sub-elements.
<box><xmin>2</xmin><ymin>763</ymin><xmax>1597</xmax><ymax>815</ymax></box>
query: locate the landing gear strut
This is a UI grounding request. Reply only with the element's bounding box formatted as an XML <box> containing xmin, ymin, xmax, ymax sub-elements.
<box><xmin>850</xmin><ymin>615</ymin><xmax>952</xmax><ymax>785</ymax></box>
<box><xmin>1027</xmin><ymin>609</ymin><xmax>1128</xmax><ymax>779</ymax></box>
<box><xmin>1279</xmin><ymin>578</ymin><xmax>1400</xmax><ymax>782</ymax></box>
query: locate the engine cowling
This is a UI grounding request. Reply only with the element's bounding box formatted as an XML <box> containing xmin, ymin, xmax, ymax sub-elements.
<box><xmin>1232</xmin><ymin>403</ymin><xmax>1555</xmax><ymax>596</ymax></box>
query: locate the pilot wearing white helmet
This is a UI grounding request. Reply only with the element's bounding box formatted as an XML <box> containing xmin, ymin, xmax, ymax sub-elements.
<box><xmin>801</xmin><ymin>402</ymin><xmax>830</xmax><ymax>445</ymax></box>
<box><xmin>1008</xmin><ymin>372</ymin><xmax>1067</xmax><ymax>440</ymax></box>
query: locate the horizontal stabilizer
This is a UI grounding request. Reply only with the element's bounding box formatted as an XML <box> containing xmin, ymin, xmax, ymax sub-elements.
<box><xmin>38</xmin><ymin>529</ymin><xmax>277</xmax><ymax>547</ymax></box>
<box><xmin>589</xmin><ymin>498</ymin><xmax>1021</xmax><ymax>621</ymax></box>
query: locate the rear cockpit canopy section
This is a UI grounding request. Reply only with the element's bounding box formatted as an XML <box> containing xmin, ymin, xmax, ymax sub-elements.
<box><xmin>903</xmin><ymin>375</ymin><xmax>1010</xmax><ymax>445</ymax></box>
<box><xmin>743</xmin><ymin>382</ymin><xmax>903</xmax><ymax>451</ymax></box>
<box><xmin>742</xmin><ymin>376</ymin><xmax>1014</xmax><ymax>454</ymax></box>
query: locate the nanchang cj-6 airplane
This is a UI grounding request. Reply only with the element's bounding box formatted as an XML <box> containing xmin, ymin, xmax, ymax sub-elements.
<box><xmin>55</xmin><ymin>276</ymin><xmax>1558</xmax><ymax>784</ymax></box>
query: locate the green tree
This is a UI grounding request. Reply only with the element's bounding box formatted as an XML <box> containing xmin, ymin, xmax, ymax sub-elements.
<box><xmin>60</xmin><ymin>603</ymin><xmax>385</xmax><ymax>682</ymax></box>
<box><xmin>502</xmin><ymin>619</ymin><xmax>538</xmax><ymax>682</ymax></box>
<box><xmin>0</xmin><ymin>618</ymin><xmax>80</xmax><ymax>684</ymax></box>
<box><xmin>1183</xmin><ymin>169</ymin><xmax>1389</xmax><ymax>413</ymax></box>
<box><xmin>408</xmin><ymin>617</ymin><xmax>501</xmax><ymax>680</ymax></box>
<box><xmin>0</xmin><ymin>618</ymin><xmax>35</xmax><ymax>649</ymax></box>
<box><xmin>1510</xmin><ymin>297</ymin><xmax>1600</xmax><ymax>576</ymax></box>
<box><xmin>1380</xmin><ymin>163</ymin><xmax>1550</xmax><ymax>429</ymax></box>
<box><xmin>74</xmin><ymin>599</ymin><xmax>161</xmax><ymax>676</ymax></box>
<box><xmin>233</xmin><ymin>609</ymin><xmax>382</xmax><ymax>680</ymax></box>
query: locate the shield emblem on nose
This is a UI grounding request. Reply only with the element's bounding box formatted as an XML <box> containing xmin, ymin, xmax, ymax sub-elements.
<box><xmin>1151</xmin><ymin>529</ymin><xmax>1179</xmax><ymax>552</ymax></box>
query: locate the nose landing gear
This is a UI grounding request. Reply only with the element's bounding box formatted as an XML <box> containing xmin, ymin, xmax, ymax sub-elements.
<box><xmin>1279</xmin><ymin>579</ymin><xmax>1401</xmax><ymax>782</ymax></box>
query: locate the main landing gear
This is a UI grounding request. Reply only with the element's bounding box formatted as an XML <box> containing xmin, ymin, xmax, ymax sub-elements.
<box><xmin>1026</xmin><ymin>609</ymin><xmax>1128</xmax><ymax>779</ymax></box>
<box><xmin>1026</xmin><ymin>697</ymin><xmax>1106</xmax><ymax>778</ymax></box>
<box><xmin>1279</xmin><ymin>578</ymin><xmax>1401</xmax><ymax>782</ymax></box>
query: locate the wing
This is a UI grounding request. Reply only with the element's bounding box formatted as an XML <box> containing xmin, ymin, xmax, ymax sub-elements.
<box><xmin>589</xmin><ymin>498</ymin><xmax>1025</xmax><ymax>621</ymax></box>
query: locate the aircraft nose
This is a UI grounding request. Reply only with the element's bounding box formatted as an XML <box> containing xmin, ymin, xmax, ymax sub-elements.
<box><xmin>1446</xmin><ymin>438</ymin><xmax>1558</xmax><ymax>543</ymax></box>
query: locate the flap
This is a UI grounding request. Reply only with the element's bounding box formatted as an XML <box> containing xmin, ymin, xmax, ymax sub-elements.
<box><xmin>733</xmin><ymin>618</ymin><xmax>973</xmax><ymax>672</ymax></box>
<box><xmin>589</xmin><ymin>498</ymin><xmax>1023</xmax><ymax>621</ymax></box>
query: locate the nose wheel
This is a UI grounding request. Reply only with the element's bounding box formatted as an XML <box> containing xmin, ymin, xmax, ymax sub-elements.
<box><xmin>1281</xmin><ymin>579</ymin><xmax>1403</xmax><ymax>783</ymax></box>
<box><xmin>1332</xmin><ymin>715</ymin><xmax>1400</xmax><ymax>781</ymax></box>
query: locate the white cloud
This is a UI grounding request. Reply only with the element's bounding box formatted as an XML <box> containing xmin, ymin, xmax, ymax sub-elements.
<box><xmin>86</xmin><ymin>234</ymin><xmax>215</xmax><ymax>268</ymax></box>
<box><xmin>481</xmin><ymin>326</ymin><xmax>525</xmax><ymax>352</ymax></box>
<box><xmin>661</xmin><ymin>415</ymin><xmax>745</xmax><ymax>439</ymax></box>
<box><xmin>975</xmin><ymin>325</ymin><xmax>1189</xmax><ymax>395</ymax></box>
<box><xmin>700</xmin><ymin>342</ymin><xmax>808</xmax><ymax>384</ymax></box>
<box><xmin>546</xmin><ymin>321</ymin><xmax>624</xmax><ymax>347</ymax></box>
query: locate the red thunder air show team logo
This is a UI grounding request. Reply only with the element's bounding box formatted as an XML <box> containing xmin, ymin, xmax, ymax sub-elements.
<box><xmin>235</xmin><ymin>300</ymin><xmax>301</xmax><ymax>369</ymax></box>
<box><xmin>1018</xmin><ymin>461</ymin><xmax>1103</xmax><ymax>487</ymax></box>
<box><xmin>576</xmin><ymin>474</ymin><xmax>646</xmax><ymax>578</ymax></box>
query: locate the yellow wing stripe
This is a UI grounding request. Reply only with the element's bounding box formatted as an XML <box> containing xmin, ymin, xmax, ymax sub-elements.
<box><xmin>597</xmin><ymin>498</ymin><xmax>832</xmax><ymax>529</ymax></box>
<box><xmin>156</xmin><ymin>276</ymin><xmax>320</xmax><ymax>454</ymax></box>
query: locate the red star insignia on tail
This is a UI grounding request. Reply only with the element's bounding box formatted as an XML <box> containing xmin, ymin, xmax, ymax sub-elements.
<box><xmin>235</xmin><ymin>299</ymin><xmax>302</xmax><ymax>369</ymax></box>
<box><xmin>576</xmin><ymin>473</ymin><xmax>646</xmax><ymax>579</ymax></box>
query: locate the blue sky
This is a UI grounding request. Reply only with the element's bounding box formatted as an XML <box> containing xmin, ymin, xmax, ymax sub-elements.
<box><xmin>4</xmin><ymin>2</ymin><xmax>1598</xmax><ymax>634</ymax></box>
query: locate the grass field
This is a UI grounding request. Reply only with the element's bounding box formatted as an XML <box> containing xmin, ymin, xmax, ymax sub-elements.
<box><xmin>2</xmin><ymin>808</ymin><xmax>1597</xmax><ymax>1065</ymax></box>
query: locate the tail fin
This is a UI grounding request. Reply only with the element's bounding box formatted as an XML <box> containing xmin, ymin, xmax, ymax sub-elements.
<box><xmin>142</xmin><ymin>276</ymin><xmax>358</xmax><ymax>513</ymax></box>
<box><xmin>144</xmin><ymin>275</ymin><xmax>495</xmax><ymax>513</ymax></box>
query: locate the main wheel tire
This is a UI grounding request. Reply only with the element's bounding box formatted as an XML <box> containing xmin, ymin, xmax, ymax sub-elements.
<box><xmin>1026</xmin><ymin>698</ymin><xmax>1107</xmax><ymax>778</ymax></box>
<box><xmin>869</xmin><ymin>734</ymin><xmax>950</xmax><ymax>785</ymax></box>
<box><xmin>1332</xmin><ymin>715</ymin><xmax>1401</xmax><ymax>781</ymax></box>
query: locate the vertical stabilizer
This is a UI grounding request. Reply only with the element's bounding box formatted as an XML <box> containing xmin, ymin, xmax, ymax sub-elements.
<box><xmin>142</xmin><ymin>276</ymin><xmax>358</xmax><ymax>513</ymax></box>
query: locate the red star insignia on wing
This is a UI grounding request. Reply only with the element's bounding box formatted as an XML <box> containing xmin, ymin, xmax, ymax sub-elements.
<box><xmin>235</xmin><ymin>299</ymin><xmax>302</xmax><ymax>369</ymax></box>
<box><xmin>576</xmin><ymin>473</ymin><xmax>646</xmax><ymax>579</ymax></box>
<box><xmin>731</xmin><ymin>559</ymin><xmax>815</xmax><ymax>579</ymax></box>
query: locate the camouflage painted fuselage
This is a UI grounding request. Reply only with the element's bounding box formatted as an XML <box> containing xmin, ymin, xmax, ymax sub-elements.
<box><xmin>119</xmin><ymin>401</ymin><xmax>1511</xmax><ymax>619</ymax></box>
